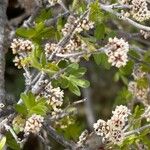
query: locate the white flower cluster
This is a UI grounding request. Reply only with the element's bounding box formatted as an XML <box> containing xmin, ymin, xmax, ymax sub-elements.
<box><xmin>119</xmin><ymin>0</ymin><xmax>150</xmax><ymax>22</ymax></box>
<box><xmin>93</xmin><ymin>105</ymin><xmax>130</xmax><ymax>145</ymax></box>
<box><xmin>44</xmin><ymin>35</ymin><xmax>87</xmax><ymax>62</ymax></box>
<box><xmin>10</xmin><ymin>38</ymin><xmax>34</xmax><ymax>69</ymax></box>
<box><xmin>77</xmin><ymin>130</ymin><xmax>89</xmax><ymax>147</ymax></box>
<box><xmin>48</xmin><ymin>0</ymin><xmax>60</xmax><ymax>5</ymax></box>
<box><xmin>131</xmin><ymin>0</ymin><xmax>150</xmax><ymax>22</ymax></box>
<box><xmin>44</xmin><ymin>43</ymin><xmax>60</xmax><ymax>59</ymax></box>
<box><xmin>11</xmin><ymin>39</ymin><xmax>34</xmax><ymax>54</ymax></box>
<box><xmin>142</xmin><ymin>106</ymin><xmax>150</xmax><ymax>122</ymax></box>
<box><xmin>128</xmin><ymin>81</ymin><xmax>149</xmax><ymax>101</ymax></box>
<box><xmin>75</xmin><ymin>18</ymin><xmax>94</xmax><ymax>33</ymax></box>
<box><xmin>105</xmin><ymin>37</ymin><xmax>129</xmax><ymax>68</ymax></box>
<box><xmin>13</xmin><ymin>55</ymin><xmax>24</xmax><ymax>69</ymax></box>
<box><xmin>41</xmin><ymin>82</ymin><xmax>64</xmax><ymax>111</ymax></box>
<box><xmin>140</xmin><ymin>30</ymin><xmax>150</xmax><ymax>39</ymax></box>
<box><xmin>62</xmin><ymin>15</ymin><xmax>94</xmax><ymax>36</ymax></box>
<box><xmin>24</xmin><ymin>114</ymin><xmax>44</xmax><ymax>135</ymax></box>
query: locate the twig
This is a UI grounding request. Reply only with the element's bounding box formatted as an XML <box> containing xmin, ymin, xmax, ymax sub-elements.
<box><xmin>100</xmin><ymin>4</ymin><xmax>150</xmax><ymax>32</ymax></box>
<box><xmin>4</xmin><ymin>124</ymin><xmax>20</xmax><ymax>143</ymax></box>
<box><xmin>125</xmin><ymin>124</ymin><xmax>150</xmax><ymax>136</ymax></box>
<box><xmin>48</xmin><ymin>10</ymin><xmax>89</xmax><ymax>61</ymax></box>
<box><xmin>82</xmin><ymin>88</ymin><xmax>95</xmax><ymax>129</ymax></box>
<box><xmin>22</xmin><ymin>6</ymin><xmax>42</xmax><ymax>28</ymax></box>
<box><xmin>31</xmin><ymin>71</ymin><xmax>46</xmax><ymax>94</ymax></box>
<box><xmin>43</xmin><ymin>123</ymin><xmax>77</xmax><ymax>149</ymax></box>
<box><xmin>45</xmin><ymin>11</ymin><xmax>70</xmax><ymax>27</ymax></box>
<box><xmin>72</xmin><ymin>98</ymin><xmax>87</xmax><ymax>105</ymax></box>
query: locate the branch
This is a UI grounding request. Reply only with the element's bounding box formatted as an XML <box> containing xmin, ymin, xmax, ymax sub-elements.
<box><xmin>48</xmin><ymin>9</ymin><xmax>89</xmax><ymax>61</ymax></box>
<box><xmin>125</xmin><ymin>124</ymin><xmax>150</xmax><ymax>136</ymax></box>
<box><xmin>22</xmin><ymin>6</ymin><xmax>42</xmax><ymax>28</ymax></box>
<box><xmin>100</xmin><ymin>4</ymin><xmax>150</xmax><ymax>32</ymax></box>
<box><xmin>43</xmin><ymin>123</ymin><xmax>77</xmax><ymax>149</ymax></box>
<box><xmin>0</xmin><ymin>0</ymin><xmax>8</xmax><ymax>104</ymax></box>
<box><xmin>45</xmin><ymin>11</ymin><xmax>70</xmax><ymax>27</ymax></box>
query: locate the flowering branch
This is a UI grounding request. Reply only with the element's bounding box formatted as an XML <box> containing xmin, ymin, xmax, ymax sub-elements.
<box><xmin>100</xmin><ymin>4</ymin><xmax>150</xmax><ymax>32</ymax></box>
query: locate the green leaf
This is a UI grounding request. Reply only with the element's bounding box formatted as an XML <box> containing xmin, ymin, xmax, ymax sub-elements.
<box><xmin>69</xmin><ymin>76</ymin><xmax>90</xmax><ymax>88</ymax></box>
<box><xmin>133</xmin><ymin>105</ymin><xmax>144</xmax><ymax>119</ymax></box>
<box><xmin>58</xmin><ymin>60</ymin><xmax>69</xmax><ymax>68</ymax></box>
<box><xmin>16</xmin><ymin>28</ymin><xmax>36</xmax><ymax>39</ymax></box>
<box><xmin>94</xmin><ymin>23</ymin><xmax>105</xmax><ymax>40</ymax></box>
<box><xmin>114</xmin><ymin>88</ymin><xmax>132</xmax><ymax>106</ymax></box>
<box><xmin>0</xmin><ymin>137</ymin><xmax>6</xmax><ymax>150</ymax></box>
<box><xmin>15</xmin><ymin>104</ymin><xmax>28</xmax><ymax>116</ymax></box>
<box><xmin>30</xmin><ymin>49</ymin><xmax>42</xmax><ymax>70</ymax></box>
<box><xmin>136</xmin><ymin>77</ymin><xmax>149</xmax><ymax>88</ymax></box>
<box><xmin>57</xmin><ymin>17</ymin><xmax>65</xmax><ymax>32</ymax></box>
<box><xmin>89</xmin><ymin>0</ymin><xmax>104</xmax><ymax>23</ymax></box>
<box><xmin>140</xmin><ymin>50</ymin><xmax>150</xmax><ymax>72</ymax></box>
<box><xmin>35</xmin><ymin>9</ymin><xmax>52</xmax><ymax>23</ymax></box>
<box><xmin>29</xmin><ymin>98</ymin><xmax>47</xmax><ymax>116</ymax></box>
<box><xmin>21</xmin><ymin>92</ymin><xmax>36</xmax><ymax>109</ymax></box>
<box><xmin>68</xmin><ymin>63</ymin><xmax>79</xmax><ymax>70</ymax></box>
<box><xmin>69</xmin><ymin>67</ymin><xmax>87</xmax><ymax>78</ymax></box>
<box><xmin>40</xmin><ymin>52</ymin><xmax>47</xmax><ymax>67</ymax></box>
<box><xmin>93</xmin><ymin>53</ymin><xmax>110</xmax><ymax>69</ymax></box>
<box><xmin>69</xmin><ymin>82</ymin><xmax>81</xmax><ymax>96</ymax></box>
<box><xmin>119</xmin><ymin>60</ymin><xmax>134</xmax><ymax>76</ymax></box>
<box><xmin>18</xmin><ymin>93</ymin><xmax>47</xmax><ymax>116</ymax></box>
<box><xmin>60</xmin><ymin>77</ymin><xmax>69</xmax><ymax>88</ymax></box>
<box><xmin>72</xmin><ymin>0</ymin><xmax>86</xmax><ymax>13</ymax></box>
<box><xmin>128</xmin><ymin>50</ymin><xmax>140</xmax><ymax>59</ymax></box>
<box><xmin>6</xmin><ymin>132</ymin><xmax>20</xmax><ymax>150</ymax></box>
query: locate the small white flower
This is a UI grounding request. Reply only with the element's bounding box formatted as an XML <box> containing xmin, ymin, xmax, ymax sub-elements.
<box><xmin>24</xmin><ymin>114</ymin><xmax>44</xmax><ymax>135</ymax></box>
<box><xmin>10</xmin><ymin>39</ymin><xmax>34</xmax><ymax>54</ymax></box>
<box><xmin>140</xmin><ymin>30</ymin><xmax>150</xmax><ymax>39</ymax></box>
<box><xmin>112</xmin><ymin>105</ymin><xmax>131</xmax><ymax>120</ymax></box>
<box><xmin>75</xmin><ymin>18</ymin><xmax>94</xmax><ymax>33</ymax></box>
<box><xmin>105</xmin><ymin>37</ymin><xmax>129</xmax><ymax>68</ymax></box>
<box><xmin>93</xmin><ymin>119</ymin><xmax>110</xmax><ymax>136</ymax></box>
<box><xmin>131</xmin><ymin>0</ymin><xmax>150</xmax><ymax>22</ymax></box>
<box><xmin>40</xmin><ymin>83</ymin><xmax>64</xmax><ymax>110</ymax></box>
<box><xmin>108</xmin><ymin>128</ymin><xmax>125</xmax><ymax>145</ymax></box>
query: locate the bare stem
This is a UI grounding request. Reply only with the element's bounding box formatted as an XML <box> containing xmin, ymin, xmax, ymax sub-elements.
<box><xmin>125</xmin><ymin>124</ymin><xmax>150</xmax><ymax>136</ymax></box>
<box><xmin>43</xmin><ymin>123</ymin><xmax>77</xmax><ymax>149</ymax></box>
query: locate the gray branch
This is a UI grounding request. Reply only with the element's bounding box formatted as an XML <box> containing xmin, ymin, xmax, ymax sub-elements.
<box><xmin>0</xmin><ymin>0</ymin><xmax>8</xmax><ymax>104</ymax></box>
<box><xmin>43</xmin><ymin>123</ymin><xmax>77</xmax><ymax>149</ymax></box>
